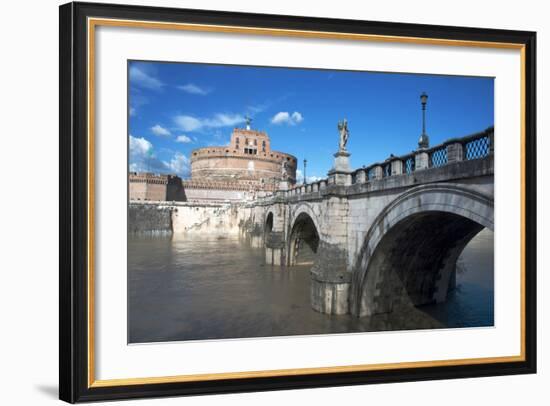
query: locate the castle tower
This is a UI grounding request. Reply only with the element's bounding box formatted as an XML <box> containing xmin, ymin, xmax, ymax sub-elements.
<box><xmin>188</xmin><ymin>125</ymin><xmax>298</xmax><ymax>191</ymax></box>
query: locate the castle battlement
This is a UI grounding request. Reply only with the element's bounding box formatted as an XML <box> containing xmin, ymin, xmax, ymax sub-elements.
<box><xmin>189</xmin><ymin>126</ymin><xmax>297</xmax><ymax>186</ymax></box>
<box><xmin>129</xmin><ymin>125</ymin><xmax>297</xmax><ymax>203</ymax></box>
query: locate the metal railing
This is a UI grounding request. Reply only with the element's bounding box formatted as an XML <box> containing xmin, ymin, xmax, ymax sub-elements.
<box><xmin>429</xmin><ymin>146</ymin><xmax>448</xmax><ymax>168</ymax></box>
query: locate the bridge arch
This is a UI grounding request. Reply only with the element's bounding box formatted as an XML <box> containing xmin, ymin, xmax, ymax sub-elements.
<box><xmin>288</xmin><ymin>205</ymin><xmax>321</xmax><ymax>266</ymax></box>
<box><xmin>264</xmin><ymin>210</ymin><xmax>274</xmax><ymax>236</ymax></box>
<box><xmin>351</xmin><ymin>183</ymin><xmax>493</xmax><ymax>317</ymax></box>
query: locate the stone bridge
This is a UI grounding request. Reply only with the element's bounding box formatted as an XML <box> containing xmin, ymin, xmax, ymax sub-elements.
<box><xmin>240</xmin><ymin>127</ymin><xmax>494</xmax><ymax>317</ymax></box>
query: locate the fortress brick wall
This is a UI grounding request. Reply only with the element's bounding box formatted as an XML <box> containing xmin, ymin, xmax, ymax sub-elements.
<box><xmin>129</xmin><ymin>172</ymin><xmax>187</xmax><ymax>202</ymax></box>
<box><xmin>129</xmin><ymin>126</ymin><xmax>297</xmax><ymax>203</ymax></box>
<box><xmin>190</xmin><ymin>128</ymin><xmax>297</xmax><ymax>187</ymax></box>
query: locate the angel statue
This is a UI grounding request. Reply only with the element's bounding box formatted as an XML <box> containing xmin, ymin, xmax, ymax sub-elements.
<box><xmin>281</xmin><ymin>160</ymin><xmax>288</xmax><ymax>179</ymax></box>
<box><xmin>338</xmin><ymin>118</ymin><xmax>349</xmax><ymax>152</ymax></box>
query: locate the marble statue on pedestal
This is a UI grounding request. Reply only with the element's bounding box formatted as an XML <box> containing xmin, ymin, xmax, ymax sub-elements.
<box><xmin>338</xmin><ymin>118</ymin><xmax>349</xmax><ymax>152</ymax></box>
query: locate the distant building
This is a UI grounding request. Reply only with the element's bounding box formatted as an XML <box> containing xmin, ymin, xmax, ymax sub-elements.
<box><xmin>129</xmin><ymin>125</ymin><xmax>297</xmax><ymax>203</ymax></box>
<box><xmin>129</xmin><ymin>172</ymin><xmax>186</xmax><ymax>202</ymax></box>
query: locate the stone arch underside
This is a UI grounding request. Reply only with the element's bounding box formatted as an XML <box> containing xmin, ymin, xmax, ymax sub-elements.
<box><xmin>288</xmin><ymin>211</ymin><xmax>320</xmax><ymax>266</ymax></box>
<box><xmin>351</xmin><ymin>184</ymin><xmax>493</xmax><ymax>317</ymax></box>
<box><xmin>264</xmin><ymin>211</ymin><xmax>274</xmax><ymax>236</ymax></box>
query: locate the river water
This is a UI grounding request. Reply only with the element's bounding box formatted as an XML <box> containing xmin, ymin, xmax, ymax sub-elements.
<box><xmin>128</xmin><ymin>229</ymin><xmax>494</xmax><ymax>343</ymax></box>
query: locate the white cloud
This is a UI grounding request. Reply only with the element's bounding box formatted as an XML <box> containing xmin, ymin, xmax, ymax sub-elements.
<box><xmin>291</xmin><ymin>111</ymin><xmax>304</xmax><ymax>123</ymax></box>
<box><xmin>129</xmin><ymin>135</ymin><xmax>152</xmax><ymax>159</ymax></box>
<box><xmin>164</xmin><ymin>152</ymin><xmax>190</xmax><ymax>177</ymax></box>
<box><xmin>271</xmin><ymin>112</ymin><xmax>290</xmax><ymax>124</ymax></box>
<box><xmin>129</xmin><ymin>135</ymin><xmax>189</xmax><ymax>177</ymax></box>
<box><xmin>178</xmin><ymin>83</ymin><xmax>211</xmax><ymax>95</ymax></box>
<box><xmin>174</xmin><ymin>115</ymin><xmax>202</xmax><ymax>132</ymax></box>
<box><xmin>129</xmin><ymin>94</ymin><xmax>149</xmax><ymax>117</ymax></box>
<box><xmin>175</xmin><ymin>135</ymin><xmax>192</xmax><ymax>143</ymax></box>
<box><xmin>151</xmin><ymin>124</ymin><xmax>171</xmax><ymax>137</ymax></box>
<box><xmin>129</xmin><ymin>66</ymin><xmax>163</xmax><ymax>90</ymax></box>
<box><xmin>271</xmin><ymin>111</ymin><xmax>304</xmax><ymax>125</ymax></box>
<box><xmin>296</xmin><ymin>169</ymin><xmax>322</xmax><ymax>184</ymax></box>
<box><xmin>307</xmin><ymin>175</ymin><xmax>322</xmax><ymax>183</ymax></box>
<box><xmin>174</xmin><ymin>113</ymin><xmax>245</xmax><ymax>132</ymax></box>
<box><xmin>246</xmin><ymin>103</ymin><xmax>268</xmax><ymax>114</ymax></box>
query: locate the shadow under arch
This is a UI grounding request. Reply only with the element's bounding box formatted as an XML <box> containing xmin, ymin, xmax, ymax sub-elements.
<box><xmin>264</xmin><ymin>211</ymin><xmax>274</xmax><ymax>240</ymax></box>
<box><xmin>288</xmin><ymin>212</ymin><xmax>320</xmax><ymax>266</ymax></box>
<box><xmin>351</xmin><ymin>183</ymin><xmax>494</xmax><ymax>317</ymax></box>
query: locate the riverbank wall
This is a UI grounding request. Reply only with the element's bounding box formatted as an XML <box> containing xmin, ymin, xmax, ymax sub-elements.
<box><xmin>128</xmin><ymin>201</ymin><xmax>244</xmax><ymax>236</ymax></box>
<box><xmin>128</xmin><ymin>203</ymin><xmax>173</xmax><ymax>235</ymax></box>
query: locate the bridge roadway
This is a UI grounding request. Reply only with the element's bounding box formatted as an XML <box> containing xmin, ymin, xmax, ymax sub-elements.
<box><xmin>239</xmin><ymin>127</ymin><xmax>494</xmax><ymax>317</ymax></box>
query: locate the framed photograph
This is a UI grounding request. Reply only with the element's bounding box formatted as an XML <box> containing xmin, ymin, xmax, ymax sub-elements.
<box><xmin>59</xmin><ymin>1</ymin><xmax>536</xmax><ymax>403</ymax></box>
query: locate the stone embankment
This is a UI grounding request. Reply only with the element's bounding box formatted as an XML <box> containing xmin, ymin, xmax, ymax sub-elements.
<box><xmin>128</xmin><ymin>201</ymin><xmax>244</xmax><ymax>236</ymax></box>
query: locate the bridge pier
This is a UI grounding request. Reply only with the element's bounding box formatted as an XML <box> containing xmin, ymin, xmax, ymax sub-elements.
<box><xmin>264</xmin><ymin>204</ymin><xmax>288</xmax><ymax>266</ymax></box>
<box><xmin>265</xmin><ymin>232</ymin><xmax>285</xmax><ymax>266</ymax></box>
<box><xmin>310</xmin><ymin>196</ymin><xmax>352</xmax><ymax>315</ymax></box>
<box><xmin>310</xmin><ymin>242</ymin><xmax>351</xmax><ymax>315</ymax></box>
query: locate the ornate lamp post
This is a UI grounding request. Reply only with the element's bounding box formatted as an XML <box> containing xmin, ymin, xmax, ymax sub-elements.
<box><xmin>303</xmin><ymin>158</ymin><xmax>307</xmax><ymax>185</ymax></box>
<box><xmin>418</xmin><ymin>92</ymin><xmax>429</xmax><ymax>149</ymax></box>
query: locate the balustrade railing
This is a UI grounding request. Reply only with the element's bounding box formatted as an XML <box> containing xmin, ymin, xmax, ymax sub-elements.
<box><xmin>429</xmin><ymin>146</ymin><xmax>448</xmax><ymax>168</ymax></box>
<box><xmin>383</xmin><ymin>163</ymin><xmax>391</xmax><ymax>178</ymax></box>
<box><xmin>272</xmin><ymin>127</ymin><xmax>492</xmax><ymax>197</ymax></box>
<box><xmin>367</xmin><ymin>167</ymin><xmax>377</xmax><ymax>180</ymax></box>
<box><xmin>464</xmin><ymin>134</ymin><xmax>491</xmax><ymax>160</ymax></box>
<box><xmin>404</xmin><ymin>155</ymin><xmax>415</xmax><ymax>174</ymax></box>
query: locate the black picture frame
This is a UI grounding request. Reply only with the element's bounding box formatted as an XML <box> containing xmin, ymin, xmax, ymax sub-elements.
<box><xmin>59</xmin><ymin>1</ymin><xmax>537</xmax><ymax>403</ymax></box>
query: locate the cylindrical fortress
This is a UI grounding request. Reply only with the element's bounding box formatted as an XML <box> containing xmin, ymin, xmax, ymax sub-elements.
<box><xmin>190</xmin><ymin>127</ymin><xmax>297</xmax><ymax>189</ymax></box>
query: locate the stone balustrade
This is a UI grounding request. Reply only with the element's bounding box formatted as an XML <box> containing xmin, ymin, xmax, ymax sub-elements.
<box><xmin>247</xmin><ymin>126</ymin><xmax>493</xmax><ymax>207</ymax></box>
<box><xmin>290</xmin><ymin>126</ymin><xmax>492</xmax><ymax>198</ymax></box>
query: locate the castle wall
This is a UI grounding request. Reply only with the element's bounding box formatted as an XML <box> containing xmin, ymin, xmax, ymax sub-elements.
<box><xmin>129</xmin><ymin>173</ymin><xmax>187</xmax><ymax>202</ymax></box>
<box><xmin>129</xmin><ymin>127</ymin><xmax>297</xmax><ymax>205</ymax></box>
<box><xmin>184</xmin><ymin>188</ymin><xmax>251</xmax><ymax>203</ymax></box>
<box><xmin>190</xmin><ymin>128</ymin><xmax>297</xmax><ymax>187</ymax></box>
<box><xmin>191</xmin><ymin>152</ymin><xmax>297</xmax><ymax>185</ymax></box>
<box><xmin>129</xmin><ymin>180</ymin><xmax>148</xmax><ymax>201</ymax></box>
<box><xmin>166</xmin><ymin>176</ymin><xmax>187</xmax><ymax>201</ymax></box>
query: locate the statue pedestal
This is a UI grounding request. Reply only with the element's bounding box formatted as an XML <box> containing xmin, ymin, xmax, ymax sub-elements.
<box><xmin>328</xmin><ymin>150</ymin><xmax>352</xmax><ymax>186</ymax></box>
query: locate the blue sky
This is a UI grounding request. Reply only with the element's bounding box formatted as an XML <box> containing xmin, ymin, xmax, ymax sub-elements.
<box><xmin>128</xmin><ymin>60</ymin><xmax>494</xmax><ymax>181</ymax></box>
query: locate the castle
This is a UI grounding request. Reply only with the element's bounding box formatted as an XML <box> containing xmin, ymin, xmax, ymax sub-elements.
<box><xmin>129</xmin><ymin>123</ymin><xmax>298</xmax><ymax>203</ymax></box>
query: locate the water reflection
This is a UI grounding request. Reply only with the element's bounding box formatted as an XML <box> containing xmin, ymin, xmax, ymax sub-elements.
<box><xmin>128</xmin><ymin>229</ymin><xmax>493</xmax><ymax>343</ymax></box>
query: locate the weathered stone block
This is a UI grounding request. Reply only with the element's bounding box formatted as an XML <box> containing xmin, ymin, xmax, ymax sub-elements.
<box><xmin>372</xmin><ymin>165</ymin><xmax>383</xmax><ymax>180</ymax></box>
<box><xmin>310</xmin><ymin>278</ymin><xmax>350</xmax><ymax>315</ymax></box>
<box><xmin>128</xmin><ymin>203</ymin><xmax>172</xmax><ymax>235</ymax></box>
<box><xmin>356</xmin><ymin>169</ymin><xmax>367</xmax><ymax>183</ymax></box>
<box><xmin>446</xmin><ymin>142</ymin><xmax>464</xmax><ymax>163</ymax></box>
<box><xmin>391</xmin><ymin>159</ymin><xmax>403</xmax><ymax>175</ymax></box>
<box><xmin>415</xmin><ymin>151</ymin><xmax>429</xmax><ymax>170</ymax></box>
